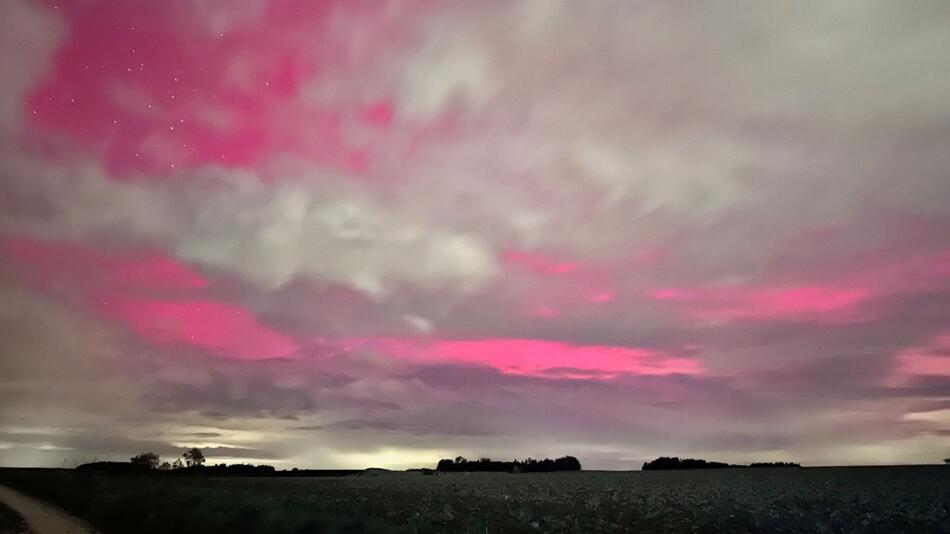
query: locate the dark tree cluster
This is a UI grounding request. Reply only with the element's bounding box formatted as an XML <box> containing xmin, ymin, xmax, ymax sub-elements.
<box><xmin>129</xmin><ymin>452</ymin><xmax>160</xmax><ymax>470</ymax></box>
<box><xmin>642</xmin><ymin>457</ymin><xmax>736</xmax><ymax>470</ymax></box>
<box><xmin>79</xmin><ymin>448</ymin><xmax>210</xmax><ymax>475</ymax></box>
<box><xmin>749</xmin><ymin>462</ymin><xmax>802</xmax><ymax>468</ymax></box>
<box><xmin>435</xmin><ymin>456</ymin><xmax>581</xmax><ymax>473</ymax></box>
<box><xmin>642</xmin><ymin>457</ymin><xmax>801</xmax><ymax>470</ymax></box>
<box><xmin>182</xmin><ymin>448</ymin><xmax>205</xmax><ymax>467</ymax></box>
<box><xmin>78</xmin><ymin>449</ymin><xmax>369</xmax><ymax>478</ymax></box>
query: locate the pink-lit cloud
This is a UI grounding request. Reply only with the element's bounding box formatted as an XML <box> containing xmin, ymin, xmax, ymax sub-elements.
<box><xmin>501</xmin><ymin>249</ymin><xmax>581</xmax><ymax>276</ymax></box>
<box><xmin>893</xmin><ymin>334</ymin><xmax>950</xmax><ymax>383</ymax></box>
<box><xmin>99</xmin><ymin>298</ymin><xmax>298</xmax><ymax>360</ymax></box>
<box><xmin>1</xmin><ymin>237</ymin><xmax>208</xmax><ymax>293</ymax></box>
<box><xmin>650</xmin><ymin>285</ymin><xmax>872</xmax><ymax>323</ymax></box>
<box><xmin>25</xmin><ymin>0</ymin><xmax>378</xmax><ymax>175</ymax></box>
<box><xmin>2</xmin><ymin>237</ymin><xmax>295</xmax><ymax>359</ymax></box>
<box><xmin>1</xmin><ymin>0</ymin><xmax>949</xmax><ymax>470</ymax></box>
<box><xmin>353</xmin><ymin>337</ymin><xmax>703</xmax><ymax>379</ymax></box>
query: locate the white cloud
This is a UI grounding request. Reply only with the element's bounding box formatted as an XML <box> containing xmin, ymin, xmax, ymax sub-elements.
<box><xmin>4</xmin><ymin>0</ymin><xmax>949</xmax><ymax>297</ymax></box>
<box><xmin>399</xmin><ymin>28</ymin><xmax>499</xmax><ymax>118</ymax></box>
<box><xmin>0</xmin><ymin>156</ymin><xmax>499</xmax><ymax>296</ymax></box>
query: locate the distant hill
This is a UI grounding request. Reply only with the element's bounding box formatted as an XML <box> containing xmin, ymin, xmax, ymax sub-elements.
<box><xmin>642</xmin><ymin>457</ymin><xmax>801</xmax><ymax>470</ymax></box>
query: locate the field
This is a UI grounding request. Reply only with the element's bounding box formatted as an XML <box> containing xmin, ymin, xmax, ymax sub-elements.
<box><xmin>0</xmin><ymin>466</ymin><xmax>948</xmax><ymax>533</ymax></box>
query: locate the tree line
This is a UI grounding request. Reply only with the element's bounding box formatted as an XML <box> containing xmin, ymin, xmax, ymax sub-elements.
<box><xmin>129</xmin><ymin>447</ymin><xmax>206</xmax><ymax>471</ymax></box>
<box><xmin>435</xmin><ymin>456</ymin><xmax>581</xmax><ymax>473</ymax></box>
<box><xmin>78</xmin><ymin>448</ymin><xmax>211</xmax><ymax>474</ymax></box>
<box><xmin>641</xmin><ymin>457</ymin><xmax>801</xmax><ymax>470</ymax></box>
<box><xmin>73</xmin><ymin>450</ymin><xmax>949</xmax><ymax>476</ymax></box>
<box><xmin>77</xmin><ymin>448</ymin><xmax>362</xmax><ymax>477</ymax></box>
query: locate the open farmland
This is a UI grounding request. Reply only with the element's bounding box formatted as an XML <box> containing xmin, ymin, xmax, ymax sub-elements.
<box><xmin>0</xmin><ymin>466</ymin><xmax>948</xmax><ymax>533</ymax></box>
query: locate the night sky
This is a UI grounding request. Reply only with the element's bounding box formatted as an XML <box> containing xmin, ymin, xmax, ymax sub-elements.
<box><xmin>1</xmin><ymin>0</ymin><xmax>949</xmax><ymax>469</ymax></box>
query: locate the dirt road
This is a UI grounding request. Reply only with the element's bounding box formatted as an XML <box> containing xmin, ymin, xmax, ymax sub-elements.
<box><xmin>0</xmin><ymin>484</ymin><xmax>94</xmax><ymax>534</ymax></box>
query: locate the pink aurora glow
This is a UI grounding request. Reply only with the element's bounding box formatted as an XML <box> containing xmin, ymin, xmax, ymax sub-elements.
<box><xmin>1</xmin><ymin>0</ymin><xmax>949</xmax><ymax>469</ymax></box>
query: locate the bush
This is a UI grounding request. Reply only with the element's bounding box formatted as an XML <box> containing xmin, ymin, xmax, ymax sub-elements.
<box><xmin>130</xmin><ymin>452</ymin><xmax>160</xmax><ymax>470</ymax></box>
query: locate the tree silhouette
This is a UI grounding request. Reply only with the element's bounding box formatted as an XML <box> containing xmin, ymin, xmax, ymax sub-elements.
<box><xmin>642</xmin><ymin>457</ymin><xmax>800</xmax><ymax>470</ymax></box>
<box><xmin>436</xmin><ymin>456</ymin><xmax>581</xmax><ymax>473</ymax></box>
<box><xmin>130</xmin><ymin>452</ymin><xmax>160</xmax><ymax>470</ymax></box>
<box><xmin>183</xmin><ymin>448</ymin><xmax>205</xmax><ymax>467</ymax></box>
<box><xmin>944</xmin><ymin>457</ymin><xmax>949</xmax><ymax>465</ymax></box>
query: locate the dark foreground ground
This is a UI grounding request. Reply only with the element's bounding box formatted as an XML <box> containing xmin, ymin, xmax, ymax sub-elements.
<box><xmin>0</xmin><ymin>501</ymin><xmax>28</xmax><ymax>534</ymax></box>
<box><xmin>1</xmin><ymin>466</ymin><xmax>948</xmax><ymax>533</ymax></box>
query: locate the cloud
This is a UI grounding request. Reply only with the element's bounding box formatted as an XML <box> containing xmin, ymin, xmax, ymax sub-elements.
<box><xmin>0</xmin><ymin>0</ymin><xmax>62</xmax><ymax>130</ymax></box>
<box><xmin>360</xmin><ymin>337</ymin><xmax>703</xmax><ymax>378</ymax></box>
<box><xmin>893</xmin><ymin>333</ymin><xmax>950</xmax><ymax>383</ymax></box>
<box><xmin>141</xmin><ymin>370</ymin><xmax>317</xmax><ymax>418</ymax></box>
<box><xmin>5</xmin><ymin>1</ymin><xmax>948</xmax><ymax>297</ymax></box>
<box><xmin>0</xmin><ymin>161</ymin><xmax>499</xmax><ymax>296</ymax></box>
<box><xmin>0</xmin><ymin>0</ymin><xmax>949</xmax><ymax>468</ymax></box>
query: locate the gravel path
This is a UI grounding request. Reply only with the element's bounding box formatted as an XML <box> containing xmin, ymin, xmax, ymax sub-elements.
<box><xmin>0</xmin><ymin>484</ymin><xmax>95</xmax><ymax>534</ymax></box>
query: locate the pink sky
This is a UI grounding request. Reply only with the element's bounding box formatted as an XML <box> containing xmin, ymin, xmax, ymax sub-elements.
<box><xmin>1</xmin><ymin>0</ymin><xmax>949</xmax><ymax>469</ymax></box>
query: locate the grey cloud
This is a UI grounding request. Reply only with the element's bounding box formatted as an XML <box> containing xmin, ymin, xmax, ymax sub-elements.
<box><xmin>2</xmin><ymin>0</ymin><xmax>950</xmax><ymax>469</ymax></box>
<box><xmin>186</xmin><ymin>432</ymin><xmax>223</xmax><ymax>438</ymax></box>
<box><xmin>2</xmin><ymin>1</ymin><xmax>949</xmax><ymax>302</ymax></box>
<box><xmin>295</xmin><ymin>418</ymin><xmax>494</xmax><ymax>438</ymax></box>
<box><xmin>0</xmin><ymin>159</ymin><xmax>499</xmax><ymax>297</ymax></box>
<box><xmin>906</xmin><ymin>400</ymin><xmax>950</xmax><ymax>414</ymax></box>
<box><xmin>141</xmin><ymin>373</ymin><xmax>317</xmax><ymax>419</ymax></box>
<box><xmin>0</xmin><ymin>430</ymin><xmax>275</xmax><ymax>463</ymax></box>
<box><xmin>0</xmin><ymin>1</ymin><xmax>62</xmax><ymax>130</ymax></box>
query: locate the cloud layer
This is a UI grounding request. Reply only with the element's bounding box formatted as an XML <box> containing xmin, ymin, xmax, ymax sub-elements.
<box><xmin>1</xmin><ymin>0</ymin><xmax>949</xmax><ymax>469</ymax></box>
